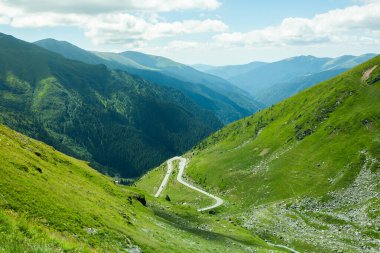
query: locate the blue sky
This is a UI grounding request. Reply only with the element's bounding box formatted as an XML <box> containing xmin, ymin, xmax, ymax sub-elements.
<box><xmin>0</xmin><ymin>0</ymin><xmax>379</xmax><ymax>65</ymax></box>
<box><xmin>165</xmin><ymin>0</ymin><xmax>355</xmax><ymax>31</ymax></box>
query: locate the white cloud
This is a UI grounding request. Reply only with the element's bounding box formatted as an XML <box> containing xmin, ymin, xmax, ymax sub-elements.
<box><xmin>0</xmin><ymin>16</ymin><xmax>9</xmax><ymax>24</ymax></box>
<box><xmin>146</xmin><ymin>40</ymin><xmax>207</xmax><ymax>52</ymax></box>
<box><xmin>0</xmin><ymin>0</ymin><xmax>378</xmax><ymax>60</ymax></box>
<box><xmin>1</xmin><ymin>0</ymin><xmax>221</xmax><ymax>13</ymax></box>
<box><xmin>85</xmin><ymin>16</ymin><xmax>227</xmax><ymax>45</ymax></box>
<box><xmin>0</xmin><ymin>0</ymin><xmax>226</xmax><ymax>46</ymax></box>
<box><xmin>214</xmin><ymin>1</ymin><xmax>380</xmax><ymax>47</ymax></box>
<box><xmin>9</xmin><ymin>13</ymin><xmax>84</xmax><ymax>27</ymax></box>
<box><xmin>166</xmin><ymin>41</ymin><xmax>201</xmax><ymax>50</ymax></box>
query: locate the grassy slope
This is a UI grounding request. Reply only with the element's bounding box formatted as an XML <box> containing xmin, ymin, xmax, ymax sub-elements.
<box><xmin>0</xmin><ymin>124</ymin><xmax>281</xmax><ymax>253</ymax></box>
<box><xmin>138</xmin><ymin>56</ymin><xmax>380</xmax><ymax>252</ymax></box>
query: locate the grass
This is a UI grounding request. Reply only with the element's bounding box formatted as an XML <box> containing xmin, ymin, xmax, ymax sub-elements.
<box><xmin>184</xmin><ymin>56</ymin><xmax>380</xmax><ymax>205</ymax></box>
<box><xmin>0</xmin><ymin>123</ymin><xmax>279</xmax><ymax>252</ymax></box>
<box><xmin>138</xmin><ymin>55</ymin><xmax>380</xmax><ymax>252</ymax></box>
<box><xmin>0</xmin><ymin>209</ymin><xmax>90</xmax><ymax>253</ymax></box>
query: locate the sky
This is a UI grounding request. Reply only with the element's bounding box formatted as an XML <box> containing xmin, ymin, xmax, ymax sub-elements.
<box><xmin>0</xmin><ymin>0</ymin><xmax>379</xmax><ymax>65</ymax></box>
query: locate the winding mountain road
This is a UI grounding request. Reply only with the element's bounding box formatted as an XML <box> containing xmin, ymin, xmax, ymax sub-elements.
<box><xmin>154</xmin><ymin>157</ymin><xmax>299</xmax><ymax>252</ymax></box>
<box><xmin>154</xmin><ymin>157</ymin><xmax>177</xmax><ymax>198</ymax></box>
<box><xmin>155</xmin><ymin>156</ymin><xmax>223</xmax><ymax>211</ymax></box>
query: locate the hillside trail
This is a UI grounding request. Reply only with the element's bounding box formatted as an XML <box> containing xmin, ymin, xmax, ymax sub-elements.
<box><xmin>155</xmin><ymin>156</ymin><xmax>301</xmax><ymax>252</ymax></box>
<box><xmin>361</xmin><ymin>65</ymin><xmax>377</xmax><ymax>81</ymax></box>
<box><xmin>154</xmin><ymin>156</ymin><xmax>223</xmax><ymax>211</ymax></box>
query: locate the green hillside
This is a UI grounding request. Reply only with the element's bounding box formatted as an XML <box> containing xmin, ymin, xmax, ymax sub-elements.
<box><xmin>0</xmin><ymin>123</ymin><xmax>283</xmax><ymax>252</ymax></box>
<box><xmin>0</xmin><ymin>33</ymin><xmax>221</xmax><ymax>177</ymax></box>
<box><xmin>139</xmin><ymin>56</ymin><xmax>380</xmax><ymax>252</ymax></box>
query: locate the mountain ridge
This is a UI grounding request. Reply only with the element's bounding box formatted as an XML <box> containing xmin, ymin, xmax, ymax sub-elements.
<box><xmin>193</xmin><ymin>53</ymin><xmax>377</xmax><ymax>105</ymax></box>
<box><xmin>35</xmin><ymin>38</ymin><xmax>263</xmax><ymax>124</ymax></box>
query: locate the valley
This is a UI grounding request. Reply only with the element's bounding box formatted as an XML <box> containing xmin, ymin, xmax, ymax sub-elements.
<box><xmin>1</xmin><ymin>1</ymin><xmax>379</xmax><ymax>251</ymax></box>
<box><xmin>0</xmin><ymin>124</ymin><xmax>277</xmax><ymax>252</ymax></box>
<box><xmin>1</xmin><ymin>35</ymin><xmax>379</xmax><ymax>251</ymax></box>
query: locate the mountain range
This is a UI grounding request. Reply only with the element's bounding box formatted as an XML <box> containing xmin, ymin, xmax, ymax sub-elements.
<box><xmin>35</xmin><ymin>39</ymin><xmax>263</xmax><ymax>124</ymax></box>
<box><xmin>193</xmin><ymin>54</ymin><xmax>377</xmax><ymax>105</ymax></box>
